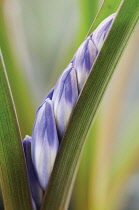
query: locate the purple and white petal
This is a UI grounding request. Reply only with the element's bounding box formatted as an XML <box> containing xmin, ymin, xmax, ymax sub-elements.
<box><xmin>52</xmin><ymin>64</ymin><xmax>78</xmax><ymax>138</ymax></box>
<box><xmin>31</xmin><ymin>99</ymin><xmax>59</xmax><ymax>190</ymax></box>
<box><xmin>92</xmin><ymin>13</ymin><xmax>116</xmax><ymax>51</ymax></box>
<box><xmin>23</xmin><ymin>136</ymin><xmax>43</xmax><ymax>208</ymax></box>
<box><xmin>73</xmin><ymin>38</ymin><xmax>98</xmax><ymax>91</ymax></box>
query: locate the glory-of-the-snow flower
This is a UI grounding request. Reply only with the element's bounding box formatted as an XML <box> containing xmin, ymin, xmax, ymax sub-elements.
<box><xmin>23</xmin><ymin>13</ymin><xmax>116</xmax><ymax>209</ymax></box>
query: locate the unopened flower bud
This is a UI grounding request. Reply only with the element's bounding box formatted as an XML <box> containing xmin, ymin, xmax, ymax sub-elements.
<box><xmin>23</xmin><ymin>13</ymin><xmax>116</xmax><ymax>208</ymax></box>
<box><xmin>32</xmin><ymin>98</ymin><xmax>59</xmax><ymax>190</ymax></box>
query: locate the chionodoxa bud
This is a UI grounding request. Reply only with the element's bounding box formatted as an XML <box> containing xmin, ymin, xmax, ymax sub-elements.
<box><xmin>23</xmin><ymin>13</ymin><xmax>116</xmax><ymax>209</ymax></box>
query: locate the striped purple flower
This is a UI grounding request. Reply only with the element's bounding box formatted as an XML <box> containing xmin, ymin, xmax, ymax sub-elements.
<box><xmin>23</xmin><ymin>13</ymin><xmax>116</xmax><ymax>209</ymax></box>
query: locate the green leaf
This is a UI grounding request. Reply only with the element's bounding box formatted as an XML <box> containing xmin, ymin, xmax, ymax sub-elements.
<box><xmin>41</xmin><ymin>1</ymin><xmax>139</xmax><ymax>209</ymax></box>
<box><xmin>0</xmin><ymin>51</ymin><xmax>32</xmax><ymax>210</ymax></box>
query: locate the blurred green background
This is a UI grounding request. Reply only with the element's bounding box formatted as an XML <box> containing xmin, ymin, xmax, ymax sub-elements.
<box><xmin>0</xmin><ymin>0</ymin><xmax>139</xmax><ymax>209</ymax></box>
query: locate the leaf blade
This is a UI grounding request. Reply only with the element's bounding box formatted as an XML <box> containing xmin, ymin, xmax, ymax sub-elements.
<box><xmin>0</xmin><ymin>51</ymin><xmax>32</xmax><ymax>210</ymax></box>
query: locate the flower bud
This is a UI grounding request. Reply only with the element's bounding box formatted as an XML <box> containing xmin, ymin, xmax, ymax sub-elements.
<box><xmin>52</xmin><ymin>13</ymin><xmax>116</xmax><ymax>137</ymax></box>
<box><xmin>92</xmin><ymin>13</ymin><xmax>116</xmax><ymax>51</ymax></box>
<box><xmin>31</xmin><ymin>98</ymin><xmax>59</xmax><ymax>190</ymax></box>
<box><xmin>52</xmin><ymin>63</ymin><xmax>78</xmax><ymax>138</ymax></box>
<box><xmin>23</xmin><ymin>135</ymin><xmax>43</xmax><ymax>208</ymax></box>
<box><xmin>72</xmin><ymin>37</ymin><xmax>98</xmax><ymax>91</ymax></box>
<box><xmin>23</xmin><ymin>13</ymin><xmax>116</xmax><ymax>207</ymax></box>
